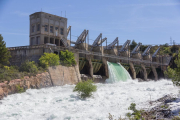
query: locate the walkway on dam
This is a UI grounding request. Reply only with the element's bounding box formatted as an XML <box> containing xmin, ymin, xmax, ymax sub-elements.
<box><xmin>8</xmin><ymin>44</ymin><xmax>171</xmax><ymax>66</ymax></box>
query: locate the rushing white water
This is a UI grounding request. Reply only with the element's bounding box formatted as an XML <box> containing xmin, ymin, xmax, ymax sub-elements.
<box><xmin>0</xmin><ymin>79</ymin><xmax>179</xmax><ymax>120</ymax></box>
<box><xmin>106</xmin><ymin>61</ymin><xmax>131</xmax><ymax>83</ymax></box>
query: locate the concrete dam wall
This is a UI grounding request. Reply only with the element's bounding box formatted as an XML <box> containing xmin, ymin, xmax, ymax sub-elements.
<box><xmin>8</xmin><ymin>45</ymin><xmax>171</xmax><ymax>82</ymax></box>
<box><xmin>48</xmin><ymin>65</ymin><xmax>81</xmax><ymax>86</ymax></box>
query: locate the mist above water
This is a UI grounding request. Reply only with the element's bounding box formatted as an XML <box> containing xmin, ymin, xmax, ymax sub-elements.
<box><xmin>0</xmin><ymin>79</ymin><xmax>178</xmax><ymax>120</ymax></box>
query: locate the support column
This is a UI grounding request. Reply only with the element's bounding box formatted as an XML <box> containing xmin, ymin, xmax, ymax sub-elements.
<box><xmin>48</xmin><ymin>37</ymin><xmax>50</xmax><ymax>43</ymax></box>
<box><xmin>88</xmin><ymin>59</ymin><xmax>93</xmax><ymax>78</ymax></box>
<box><xmin>52</xmin><ymin>38</ymin><xmax>55</xmax><ymax>44</ymax></box>
<box><xmin>86</xmin><ymin>55</ymin><xmax>93</xmax><ymax>78</ymax></box>
<box><xmin>141</xmin><ymin>64</ymin><xmax>147</xmax><ymax>80</ymax></box>
<box><xmin>129</xmin><ymin>62</ymin><xmax>136</xmax><ymax>79</ymax></box>
<box><xmin>102</xmin><ymin>57</ymin><xmax>109</xmax><ymax>78</ymax></box>
<box><xmin>151</xmin><ymin>66</ymin><xmax>158</xmax><ymax>80</ymax></box>
<box><xmin>40</xmin><ymin>35</ymin><xmax>44</xmax><ymax>44</ymax></box>
<box><xmin>58</xmin><ymin>39</ymin><xmax>60</xmax><ymax>46</ymax></box>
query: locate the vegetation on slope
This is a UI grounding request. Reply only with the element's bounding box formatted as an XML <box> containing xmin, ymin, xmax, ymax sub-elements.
<box><xmin>39</xmin><ymin>52</ymin><xmax>60</xmax><ymax>68</ymax></box>
<box><xmin>59</xmin><ymin>50</ymin><xmax>76</xmax><ymax>66</ymax></box>
<box><xmin>129</xmin><ymin>40</ymin><xmax>180</xmax><ymax>56</ymax></box>
<box><xmin>165</xmin><ymin>50</ymin><xmax>180</xmax><ymax>85</ymax></box>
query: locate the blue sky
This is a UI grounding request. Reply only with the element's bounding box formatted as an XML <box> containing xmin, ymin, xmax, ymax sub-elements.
<box><xmin>0</xmin><ymin>0</ymin><xmax>180</xmax><ymax>47</ymax></box>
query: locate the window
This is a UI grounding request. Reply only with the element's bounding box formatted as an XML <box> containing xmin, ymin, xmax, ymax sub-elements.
<box><xmin>55</xmin><ymin>27</ymin><xmax>58</xmax><ymax>31</ymax></box>
<box><xmin>44</xmin><ymin>25</ymin><xmax>48</xmax><ymax>32</ymax></box>
<box><xmin>50</xmin><ymin>26</ymin><xmax>53</xmax><ymax>33</ymax></box>
<box><xmin>36</xmin><ymin>37</ymin><xmax>40</xmax><ymax>45</ymax></box>
<box><xmin>32</xmin><ymin>25</ymin><xmax>35</xmax><ymax>32</ymax></box>
<box><xmin>31</xmin><ymin>37</ymin><xmax>35</xmax><ymax>45</ymax></box>
<box><xmin>60</xmin><ymin>28</ymin><xmax>64</xmax><ymax>35</ymax></box>
<box><xmin>55</xmin><ymin>27</ymin><xmax>58</xmax><ymax>36</ymax></box>
<box><xmin>37</xmin><ymin>24</ymin><xmax>40</xmax><ymax>31</ymax></box>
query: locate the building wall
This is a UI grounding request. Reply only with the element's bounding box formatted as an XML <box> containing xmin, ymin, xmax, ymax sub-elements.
<box><xmin>29</xmin><ymin>12</ymin><xmax>67</xmax><ymax>46</ymax></box>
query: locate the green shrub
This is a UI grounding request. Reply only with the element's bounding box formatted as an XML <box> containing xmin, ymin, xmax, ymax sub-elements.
<box><xmin>126</xmin><ymin>103</ymin><xmax>145</xmax><ymax>120</ymax></box>
<box><xmin>19</xmin><ymin>61</ymin><xmax>38</xmax><ymax>74</ymax></box>
<box><xmin>16</xmin><ymin>85</ymin><xmax>25</xmax><ymax>93</ymax></box>
<box><xmin>39</xmin><ymin>53</ymin><xmax>59</xmax><ymax>68</ymax></box>
<box><xmin>59</xmin><ymin>50</ymin><xmax>76</xmax><ymax>66</ymax></box>
<box><xmin>73</xmin><ymin>80</ymin><xmax>97</xmax><ymax>99</ymax></box>
<box><xmin>0</xmin><ymin>66</ymin><xmax>24</xmax><ymax>82</ymax></box>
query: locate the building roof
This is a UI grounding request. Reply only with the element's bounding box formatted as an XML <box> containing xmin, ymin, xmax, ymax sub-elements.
<box><xmin>30</xmin><ymin>12</ymin><xmax>67</xmax><ymax>19</ymax></box>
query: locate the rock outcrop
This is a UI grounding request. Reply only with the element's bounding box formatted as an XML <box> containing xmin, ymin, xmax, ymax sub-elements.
<box><xmin>0</xmin><ymin>72</ymin><xmax>52</xmax><ymax>100</ymax></box>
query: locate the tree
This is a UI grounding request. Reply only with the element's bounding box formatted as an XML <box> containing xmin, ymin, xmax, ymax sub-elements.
<box><xmin>39</xmin><ymin>53</ymin><xmax>59</xmax><ymax>68</ymax></box>
<box><xmin>159</xmin><ymin>44</ymin><xmax>171</xmax><ymax>55</ymax></box>
<box><xmin>59</xmin><ymin>50</ymin><xmax>76</xmax><ymax>66</ymax></box>
<box><xmin>73</xmin><ymin>80</ymin><xmax>97</xmax><ymax>99</ymax></box>
<box><xmin>171</xmin><ymin>45</ymin><xmax>179</xmax><ymax>53</ymax></box>
<box><xmin>164</xmin><ymin>50</ymin><xmax>180</xmax><ymax>85</ymax></box>
<box><xmin>140</xmin><ymin>45</ymin><xmax>148</xmax><ymax>52</ymax></box>
<box><xmin>130</xmin><ymin>40</ymin><xmax>137</xmax><ymax>51</ymax></box>
<box><xmin>0</xmin><ymin>34</ymin><xmax>11</xmax><ymax>66</ymax></box>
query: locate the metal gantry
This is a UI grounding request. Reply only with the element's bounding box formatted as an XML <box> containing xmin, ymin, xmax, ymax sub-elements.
<box><xmin>60</xmin><ymin>39</ymin><xmax>68</xmax><ymax>47</ymax></box>
<box><xmin>152</xmin><ymin>47</ymin><xmax>160</xmax><ymax>57</ymax></box>
<box><xmin>118</xmin><ymin>40</ymin><xmax>131</xmax><ymax>55</ymax></box>
<box><xmin>131</xmin><ymin>42</ymin><xmax>142</xmax><ymax>55</ymax></box>
<box><xmin>142</xmin><ymin>45</ymin><xmax>152</xmax><ymax>56</ymax></box>
<box><xmin>60</xmin><ymin>28</ymin><xmax>172</xmax><ymax>66</ymax></box>
<box><xmin>91</xmin><ymin>33</ymin><xmax>107</xmax><ymax>50</ymax></box>
<box><xmin>67</xmin><ymin>26</ymin><xmax>71</xmax><ymax>36</ymax></box>
<box><xmin>105</xmin><ymin>37</ymin><xmax>118</xmax><ymax>50</ymax></box>
<box><xmin>75</xmin><ymin>29</ymin><xmax>89</xmax><ymax>45</ymax></box>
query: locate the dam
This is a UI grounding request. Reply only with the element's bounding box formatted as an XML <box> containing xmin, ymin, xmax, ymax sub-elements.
<box><xmin>8</xmin><ymin>12</ymin><xmax>172</xmax><ymax>82</ymax></box>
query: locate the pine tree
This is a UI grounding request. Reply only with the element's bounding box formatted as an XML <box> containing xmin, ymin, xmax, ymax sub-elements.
<box><xmin>130</xmin><ymin>40</ymin><xmax>137</xmax><ymax>51</ymax></box>
<box><xmin>0</xmin><ymin>34</ymin><xmax>11</xmax><ymax>66</ymax></box>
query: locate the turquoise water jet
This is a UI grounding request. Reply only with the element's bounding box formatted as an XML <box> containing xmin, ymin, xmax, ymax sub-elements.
<box><xmin>106</xmin><ymin>61</ymin><xmax>131</xmax><ymax>83</ymax></box>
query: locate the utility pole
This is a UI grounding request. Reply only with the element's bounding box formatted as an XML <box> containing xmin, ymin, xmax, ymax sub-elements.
<box><xmin>101</xmin><ymin>33</ymin><xmax>102</xmax><ymax>61</ymax></box>
<box><xmin>70</xmin><ymin>26</ymin><xmax>71</xmax><ymax>47</ymax></box>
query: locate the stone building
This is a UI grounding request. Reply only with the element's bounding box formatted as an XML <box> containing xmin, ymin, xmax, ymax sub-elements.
<box><xmin>29</xmin><ymin>12</ymin><xmax>68</xmax><ymax>46</ymax></box>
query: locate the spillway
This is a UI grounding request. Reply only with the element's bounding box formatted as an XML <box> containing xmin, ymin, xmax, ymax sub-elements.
<box><xmin>106</xmin><ymin>61</ymin><xmax>131</xmax><ymax>83</ymax></box>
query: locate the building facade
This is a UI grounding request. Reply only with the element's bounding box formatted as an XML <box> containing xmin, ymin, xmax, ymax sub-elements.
<box><xmin>29</xmin><ymin>12</ymin><xmax>68</xmax><ymax>46</ymax></box>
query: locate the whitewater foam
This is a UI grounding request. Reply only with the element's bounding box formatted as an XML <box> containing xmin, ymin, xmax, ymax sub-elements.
<box><xmin>0</xmin><ymin>79</ymin><xmax>179</xmax><ymax>120</ymax></box>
